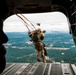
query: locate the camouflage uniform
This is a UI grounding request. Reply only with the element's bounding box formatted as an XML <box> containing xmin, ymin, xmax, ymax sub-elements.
<box><xmin>28</xmin><ymin>29</ymin><xmax>46</xmax><ymax>63</ymax></box>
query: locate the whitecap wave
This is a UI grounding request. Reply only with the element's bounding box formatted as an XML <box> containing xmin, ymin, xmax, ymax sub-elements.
<box><xmin>18</xmin><ymin>47</ymin><xmax>27</xmax><ymax>49</ymax></box>
<box><xmin>25</xmin><ymin>41</ymin><xmax>33</xmax><ymax>44</ymax></box>
<box><xmin>49</xmin><ymin>44</ymin><xmax>54</xmax><ymax>47</ymax></box>
<box><xmin>64</xmin><ymin>42</ymin><xmax>70</xmax><ymax>44</ymax></box>
<box><xmin>11</xmin><ymin>46</ymin><xmax>27</xmax><ymax>49</ymax></box>
<box><xmin>12</xmin><ymin>46</ymin><xmax>17</xmax><ymax>48</ymax></box>
<box><xmin>61</xmin><ymin>60</ymin><xmax>64</xmax><ymax>63</ymax></box>
<box><xmin>71</xmin><ymin>45</ymin><xmax>75</xmax><ymax>48</ymax></box>
<box><xmin>61</xmin><ymin>52</ymin><xmax>64</xmax><ymax>55</ymax></box>
<box><xmin>45</xmin><ymin>47</ymin><xmax>69</xmax><ymax>50</ymax></box>
<box><xmin>4</xmin><ymin>43</ymin><xmax>12</xmax><ymax>46</ymax></box>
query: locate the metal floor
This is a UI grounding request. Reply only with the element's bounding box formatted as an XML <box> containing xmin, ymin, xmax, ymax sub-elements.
<box><xmin>0</xmin><ymin>62</ymin><xmax>76</xmax><ymax>75</ymax></box>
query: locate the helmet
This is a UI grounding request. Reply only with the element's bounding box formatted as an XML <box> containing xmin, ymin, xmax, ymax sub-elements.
<box><xmin>37</xmin><ymin>28</ymin><xmax>41</xmax><ymax>32</ymax></box>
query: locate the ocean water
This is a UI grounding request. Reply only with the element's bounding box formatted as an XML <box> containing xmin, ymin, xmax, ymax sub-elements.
<box><xmin>4</xmin><ymin>32</ymin><xmax>76</xmax><ymax>64</ymax></box>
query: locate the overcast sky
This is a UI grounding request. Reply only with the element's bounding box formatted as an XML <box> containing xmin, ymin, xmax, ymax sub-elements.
<box><xmin>3</xmin><ymin>12</ymin><xmax>69</xmax><ymax>33</ymax></box>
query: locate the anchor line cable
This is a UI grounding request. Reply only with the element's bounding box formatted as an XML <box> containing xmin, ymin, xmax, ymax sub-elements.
<box><xmin>12</xmin><ymin>10</ymin><xmax>38</xmax><ymax>31</ymax></box>
<box><xmin>20</xmin><ymin>14</ymin><xmax>36</xmax><ymax>30</ymax></box>
<box><xmin>19</xmin><ymin>14</ymin><xmax>35</xmax><ymax>30</ymax></box>
<box><xmin>16</xmin><ymin>14</ymin><xmax>31</xmax><ymax>32</ymax></box>
<box><xmin>12</xmin><ymin>10</ymin><xmax>34</xmax><ymax>31</ymax></box>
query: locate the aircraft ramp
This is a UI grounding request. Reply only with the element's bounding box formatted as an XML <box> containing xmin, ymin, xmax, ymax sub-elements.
<box><xmin>1</xmin><ymin>62</ymin><xmax>76</xmax><ymax>75</ymax></box>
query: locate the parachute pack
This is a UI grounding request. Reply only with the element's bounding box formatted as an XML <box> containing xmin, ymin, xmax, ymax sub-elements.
<box><xmin>31</xmin><ymin>33</ymin><xmax>40</xmax><ymax>42</ymax></box>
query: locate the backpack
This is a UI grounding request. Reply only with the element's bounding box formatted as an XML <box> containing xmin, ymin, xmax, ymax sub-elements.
<box><xmin>31</xmin><ymin>33</ymin><xmax>40</xmax><ymax>42</ymax></box>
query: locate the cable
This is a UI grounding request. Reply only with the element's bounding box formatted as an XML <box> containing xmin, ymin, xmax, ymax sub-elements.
<box><xmin>12</xmin><ymin>10</ymin><xmax>35</xmax><ymax>31</ymax></box>
<box><xmin>20</xmin><ymin>14</ymin><xmax>36</xmax><ymax>30</ymax></box>
<box><xmin>12</xmin><ymin>9</ymin><xmax>40</xmax><ymax>31</ymax></box>
<box><xmin>18</xmin><ymin>14</ymin><xmax>35</xmax><ymax>30</ymax></box>
<box><xmin>16</xmin><ymin>14</ymin><xmax>30</xmax><ymax>32</ymax></box>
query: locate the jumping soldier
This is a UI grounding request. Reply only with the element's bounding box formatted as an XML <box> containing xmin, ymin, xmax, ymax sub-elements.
<box><xmin>28</xmin><ymin>28</ymin><xmax>46</xmax><ymax>63</ymax></box>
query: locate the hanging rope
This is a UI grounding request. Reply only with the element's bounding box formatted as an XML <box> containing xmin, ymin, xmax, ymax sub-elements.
<box><xmin>16</xmin><ymin>14</ymin><xmax>30</xmax><ymax>32</ymax></box>
<box><xmin>18</xmin><ymin>14</ymin><xmax>35</xmax><ymax>30</ymax></box>
<box><xmin>12</xmin><ymin>9</ymin><xmax>38</xmax><ymax>32</ymax></box>
<box><xmin>20</xmin><ymin>14</ymin><xmax>36</xmax><ymax>30</ymax></box>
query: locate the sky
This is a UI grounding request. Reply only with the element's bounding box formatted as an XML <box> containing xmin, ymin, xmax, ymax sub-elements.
<box><xmin>3</xmin><ymin>12</ymin><xmax>69</xmax><ymax>33</ymax></box>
